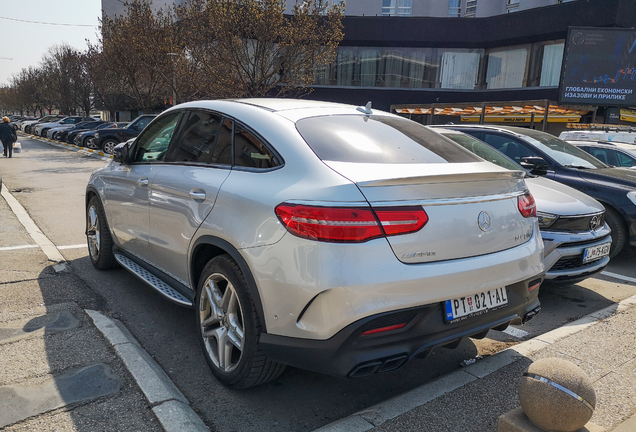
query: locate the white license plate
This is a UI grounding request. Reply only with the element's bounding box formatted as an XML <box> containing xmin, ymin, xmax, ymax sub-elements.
<box><xmin>582</xmin><ymin>242</ymin><xmax>611</xmax><ymax>263</ymax></box>
<box><xmin>444</xmin><ymin>287</ymin><xmax>508</xmax><ymax>323</ymax></box>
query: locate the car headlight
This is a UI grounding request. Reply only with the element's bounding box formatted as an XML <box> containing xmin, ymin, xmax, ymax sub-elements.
<box><xmin>537</xmin><ymin>211</ymin><xmax>559</xmax><ymax>229</ymax></box>
<box><xmin>628</xmin><ymin>191</ymin><xmax>636</xmax><ymax>206</ymax></box>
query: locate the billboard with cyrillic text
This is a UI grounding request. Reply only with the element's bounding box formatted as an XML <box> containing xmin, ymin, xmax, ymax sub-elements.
<box><xmin>559</xmin><ymin>27</ymin><xmax>636</xmax><ymax>107</ymax></box>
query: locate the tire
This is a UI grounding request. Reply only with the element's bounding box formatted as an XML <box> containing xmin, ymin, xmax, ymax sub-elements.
<box><xmin>195</xmin><ymin>255</ymin><xmax>285</xmax><ymax>389</ymax></box>
<box><xmin>85</xmin><ymin>137</ymin><xmax>98</xmax><ymax>149</ymax></box>
<box><xmin>102</xmin><ymin>139</ymin><xmax>119</xmax><ymax>155</ymax></box>
<box><xmin>86</xmin><ymin>195</ymin><xmax>118</xmax><ymax>269</ymax></box>
<box><xmin>604</xmin><ymin>206</ymin><xmax>627</xmax><ymax>258</ymax></box>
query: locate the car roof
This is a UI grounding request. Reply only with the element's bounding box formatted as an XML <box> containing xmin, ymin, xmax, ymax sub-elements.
<box><xmin>233</xmin><ymin>98</ymin><xmax>353</xmax><ymax>112</ymax></box>
<box><xmin>432</xmin><ymin>124</ymin><xmax>529</xmax><ymax>137</ymax></box>
<box><xmin>168</xmin><ymin>99</ymin><xmax>394</xmax><ymax>124</ymax></box>
<box><xmin>568</xmin><ymin>141</ymin><xmax>618</xmax><ymax>148</ymax></box>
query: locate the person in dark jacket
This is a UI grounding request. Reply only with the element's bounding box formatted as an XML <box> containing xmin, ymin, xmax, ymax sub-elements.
<box><xmin>0</xmin><ymin>116</ymin><xmax>17</xmax><ymax>157</ymax></box>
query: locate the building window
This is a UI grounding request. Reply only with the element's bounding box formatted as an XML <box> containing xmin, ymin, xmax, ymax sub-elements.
<box><xmin>558</xmin><ymin>0</ymin><xmax>576</xmax><ymax>3</ymax></box>
<box><xmin>486</xmin><ymin>47</ymin><xmax>529</xmax><ymax>89</ymax></box>
<box><xmin>539</xmin><ymin>43</ymin><xmax>564</xmax><ymax>86</ymax></box>
<box><xmin>465</xmin><ymin>0</ymin><xmax>477</xmax><ymax>17</ymax></box>
<box><xmin>397</xmin><ymin>0</ymin><xmax>412</xmax><ymax>16</ymax></box>
<box><xmin>507</xmin><ymin>0</ymin><xmax>519</xmax><ymax>13</ymax></box>
<box><xmin>383</xmin><ymin>0</ymin><xmax>412</xmax><ymax>16</ymax></box>
<box><xmin>448</xmin><ymin>0</ymin><xmax>461</xmax><ymax>17</ymax></box>
<box><xmin>440</xmin><ymin>51</ymin><xmax>481</xmax><ymax>89</ymax></box>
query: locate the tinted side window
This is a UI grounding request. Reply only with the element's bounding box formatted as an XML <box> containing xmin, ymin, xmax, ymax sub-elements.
<box><xmin>212</xmin><ymin>118</ymin><xmax>233</xmax><ymax>165</ymax></box>
<box><xmin>483</xmin><ymin>133</ymin><xmax>538</xmax><ymax>163</ymax></box>
<box><xmin>166</xmin><ymin>111</ymin><xmax>223</xmax><ymax>163</ymax></box>
<box><xmin>588</xmin><ymin>148</ymin><xmax>612</xmax><ymax>165</ymax></box>
<box><xmin>616</xmin><ymin>151</ymin><xmax>636</xmax><ymax>167</ymax></box>
<box><xmin>234</xmin><ymin>124</ymin><xmax>280</xmax><ymax>169</ymax></box>
<box><xmin>133</xmin><ymin>113</ymin><xmax>180</xmax><ymax>163</ymax></box>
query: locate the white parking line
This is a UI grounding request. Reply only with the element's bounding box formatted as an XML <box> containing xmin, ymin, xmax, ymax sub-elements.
<box><xmin>0</xmin><ymin>188</ymin><xmax>65</xmax><ymax>262</ymax></box>
<box><xmin>0</xmin><ymin>244</ymin><xmax>40</xmax><ymax>251</ymax></box>
<box><xmin>57</xmin><ymin>244</ymin><xmax>87</xmax><ymax>250</ymax></box>
<box><xmin>502</xmin><ymin>326</ymin><xmax>529</xmax><ymax>339</ymax></box>
<box><xmin>601</xmin><ymin>271</ymin><xmax>636</xmax><ymax>285</ymax></box>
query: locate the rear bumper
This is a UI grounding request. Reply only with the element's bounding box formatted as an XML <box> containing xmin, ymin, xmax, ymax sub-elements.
<box><xmin>259</xmin><ymin>274</ymin><xmax>543</xmax><ymax>378</ymax></box>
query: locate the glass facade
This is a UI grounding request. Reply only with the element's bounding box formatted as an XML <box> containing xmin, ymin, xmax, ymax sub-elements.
<box><xmin>314</xmin><ymin>41</ymin><xmax>565</xmax><ymax>90</ymax></box>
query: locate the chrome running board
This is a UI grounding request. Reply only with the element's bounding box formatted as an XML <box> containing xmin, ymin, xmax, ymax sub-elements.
<box><xmin>114</xmin><ymin>253</ymin><xmax>193</xmax><ymax>307</ymax></box>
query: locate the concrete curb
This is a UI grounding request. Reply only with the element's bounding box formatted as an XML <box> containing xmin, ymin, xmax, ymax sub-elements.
<box><xmin>86</xmin><ymin>310</ymin><xmax>209</xmax><ymax>432</ymax></box>
<box><xmin>17</xmin><ymin>132</ymin><xmax>113</xmax><ymax>161</ymax></box>
<box><xmin>313</xmin><ymin>294</ymin><xmax>636</xmax><ymax>432</ymax></box>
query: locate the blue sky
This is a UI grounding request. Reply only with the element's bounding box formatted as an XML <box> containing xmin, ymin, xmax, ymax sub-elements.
<box><xmin>0</xmin><ymin>1</ymin><xmax>102</xmax><ymax>85</ymax></box>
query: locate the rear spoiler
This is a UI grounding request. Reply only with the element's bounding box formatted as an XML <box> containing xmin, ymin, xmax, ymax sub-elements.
<box><xmin>323</xmin><ymin>161</ymin><xmax>526</xmax><ymax>187</ymax></box>
<box><xmin>359</xmin><ymin>170</ymin><xmax>525</xmax><ymax>187</ymax></box>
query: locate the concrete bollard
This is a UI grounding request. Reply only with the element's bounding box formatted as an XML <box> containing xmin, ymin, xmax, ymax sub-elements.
<box><xmin>497</xmin><ymin>358</ymin><xmax>599</xmax><ymax>432</ymax></box>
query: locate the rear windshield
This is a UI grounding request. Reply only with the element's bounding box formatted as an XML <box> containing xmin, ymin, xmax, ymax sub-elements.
<box><xmin>295</xmin><ymin>115</ymin><xmax>482</xmax><ymax>164</ymax></box>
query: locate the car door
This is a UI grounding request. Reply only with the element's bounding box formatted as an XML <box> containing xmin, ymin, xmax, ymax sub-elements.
<box><xmin>105</xmin><ymin>112</ymin><xmax>181</xmax><ymax>262</ymax></box>
<box><xmin>147</xmin><ymin>110</ymin><xmax>233</xmax><ymax>285</ymax></box>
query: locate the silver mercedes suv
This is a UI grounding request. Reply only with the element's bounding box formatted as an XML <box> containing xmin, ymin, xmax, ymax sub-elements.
<box><xmin>86</xmin><ymin>99</ymin><xmax>544</xmax><ymax>388</ymax></box>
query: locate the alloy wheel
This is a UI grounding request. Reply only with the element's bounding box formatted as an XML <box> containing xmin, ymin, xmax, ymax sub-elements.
<box><xmin>87</xmin><ymin>205</ymin><xmax>100</xmax><ymax>259</ymax></box>
<box><xmin>199</xmin><ymin>273</ymin><xmax>245</xmax><ymax>373</ymax></box>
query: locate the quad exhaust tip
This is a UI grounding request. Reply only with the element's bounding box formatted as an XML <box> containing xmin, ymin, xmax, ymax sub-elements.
<box><xmin>348</xmin><ymin>354</ymin><xmax>409</xmax><ymax>378</ymax></box>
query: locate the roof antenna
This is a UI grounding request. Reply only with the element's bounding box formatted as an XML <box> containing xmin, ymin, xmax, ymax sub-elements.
<box><xmin>357</xmin><ymin>101</ymin><xmax>373</xmax><ymax>115</ymax></box>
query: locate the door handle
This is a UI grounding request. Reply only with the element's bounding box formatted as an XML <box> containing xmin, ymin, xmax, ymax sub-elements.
<box><xmin>189</xmin><ymin>190</ymin><xmax>206</xmax><ymax>201</ymax></box>
<box><xmin>137</xmin><ymin>178</ymin><xmax>149</xmax><ymax>187</ymax></box>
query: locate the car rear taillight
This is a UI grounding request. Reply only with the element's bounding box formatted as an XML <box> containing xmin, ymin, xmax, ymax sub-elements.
<box><xmin>517</xmin><ymin>193</ymin><xmax>536</xmax><ymax>218</ymax></box>
<box><xmin>374</xmin><ymin>206</ymin><xmax>429</xmax><ymax>236</ymax></box>
<box><xmin>274</xmin><ymin>204</ymin><xmax>428</xmax><ymax>243</ymax></box>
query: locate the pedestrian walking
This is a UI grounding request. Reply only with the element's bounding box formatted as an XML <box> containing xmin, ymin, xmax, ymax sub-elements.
<box><xmin>0</xmin><ymin>116</ymin><xmax>18</xmax><ymax>158</ymax></box>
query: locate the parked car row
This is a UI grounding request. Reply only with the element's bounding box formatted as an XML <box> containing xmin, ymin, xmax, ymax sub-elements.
<box><xmin>12</xmin><ymin>101</ymin><xmax>636</xmax><ymax>389</ymax></box>
<box><xmin>14</xmin><ymin>114</ymin><xmax>157</xmax><ymax>155</ymax></box>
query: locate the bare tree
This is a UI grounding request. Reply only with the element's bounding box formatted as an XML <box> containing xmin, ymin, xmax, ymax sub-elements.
<box><xmin>100</xmin><ymin>0</ymin><xmax>178</xmax><ymax>112</ymax></box>
<box><xmin>174</xmin><ymin>0</ymin><xmax>344</xmax><ymax>99</ymax></box>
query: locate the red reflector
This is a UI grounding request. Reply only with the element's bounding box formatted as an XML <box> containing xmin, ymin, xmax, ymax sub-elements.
<box><xmin>374</xmin><ymin>206</ymin><xmax>429</xmax><ymax>236</ymax></box>
<box><xmin>275</xmin><ymin>204</ymin><xmax>383</xmax><ymax>243</ymax></box>
<box><xmin>518</xmin><ymin>193</ymin><xmax>537</xmax><ymax>218</ymax></box>
<box><xmin>360</xmin><ymin>323</ymin><xmax>407</xmax><ymax>336</ymax></box>
<box><xmin>528</xmin><ymin>282</ymin><xmax>541</xmax><ymax>292</ymax></box>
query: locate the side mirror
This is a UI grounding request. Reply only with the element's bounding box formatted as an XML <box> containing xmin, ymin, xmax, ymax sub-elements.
<box><xmin>113</xmin><ymin>140</ymin><xmax>134</xmax><ymax>163</ymax></box>
<box><xmin>520</xmin><ymin>156</ymin><xmax>549</xmax><ymax>173</ymax></box>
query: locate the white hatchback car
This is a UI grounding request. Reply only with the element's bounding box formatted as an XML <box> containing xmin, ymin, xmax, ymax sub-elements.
<box><xmin>86</xmin><ymin>99</ymin><xmax>544</xmax><ymax>388</ymax></box>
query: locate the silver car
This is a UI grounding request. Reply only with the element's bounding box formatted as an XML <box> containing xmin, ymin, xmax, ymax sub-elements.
<box><xmin>434</xmin><ymin>128</ymin><xmax>611</xmax><ymax>284</ymax></box>
<box><xmin>86</xmin><ymin>99</ymin><xmax>544</xmax><ymax>388</ymax></box>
